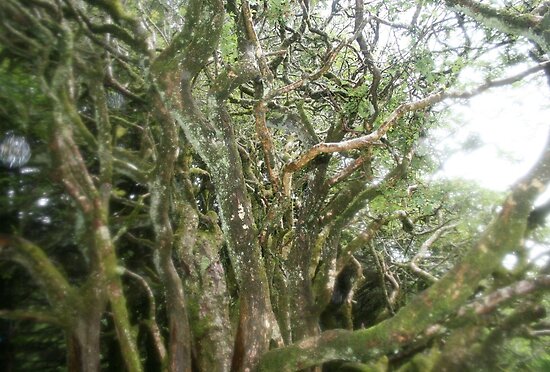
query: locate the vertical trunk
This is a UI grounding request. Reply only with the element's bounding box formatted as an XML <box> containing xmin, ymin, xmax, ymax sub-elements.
<box><xmin>159</xmin><ymin>254</ymin><xmax>193</xmax><ymax>372</ymax></box>
<box><xmin>150</xmin><ymin>184</ymin><xmax>193</xmax><ymax>372</ymax></box>
<box><xmin>286</xmin><ymin>158</ymin><xmax>335</xmax><ymax>342</ymax></box>
<box><xmin>208</xmin><ymin>108</ymin><xmax>278</xmax><ymax>372</ymax></box>
<box><xmin>66</xmin><ymin>301</ymin><xmax>103</xmax><ymax>372</ymax></box>
<box><xmin>149</xmin><ymin>95</ymin><xmax>193</xmax><ymax>371</ymax></box>
<box><xmin>287</xmin><ymin>227</ymin><xmax>320</xmax><ymax>342</ymax></box>
<box><xmin>174</xmin><ymin>189</ymin><xmax>233</xmax><ymax>371</ymax></box>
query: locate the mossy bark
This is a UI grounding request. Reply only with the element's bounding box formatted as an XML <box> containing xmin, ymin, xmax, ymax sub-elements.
<box><xmin>258</xmin><ymin>133</ymin><xmax>550</xmax><ymax>371</ymax></box>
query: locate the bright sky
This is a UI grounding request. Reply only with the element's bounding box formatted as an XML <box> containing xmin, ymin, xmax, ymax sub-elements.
<box><xmin>436</xmin><ymin>73</ymin><xmax>550</xmax><ymax>268</ymax></box>
<box><xmin>436</xmin><ymin>73</ymin><xmax>550</xmax><ymax>193</ymax></box>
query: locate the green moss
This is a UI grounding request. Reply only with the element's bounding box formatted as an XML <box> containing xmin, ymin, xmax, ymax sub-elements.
<box><xmin>87</xmin><ymin>0</ymin><xmax>132</xmax><ymax>22</ymax></box>
<box><xmin>397</xmin><ymin>348</ymin><xmax>440</xmax><ymax>372</ymax></box>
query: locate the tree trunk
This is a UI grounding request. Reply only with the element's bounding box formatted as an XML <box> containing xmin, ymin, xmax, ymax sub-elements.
<box><xmin>66</xmin><ymin>305</ymin><xmax>103</xmax><ymax>372</ymax></box>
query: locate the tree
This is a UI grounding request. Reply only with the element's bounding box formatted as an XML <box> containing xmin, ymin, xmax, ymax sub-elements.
<box><xmin>0</xmin><ymin>0</ymin><xmax>549</xmax><ymax>371</ymax></box>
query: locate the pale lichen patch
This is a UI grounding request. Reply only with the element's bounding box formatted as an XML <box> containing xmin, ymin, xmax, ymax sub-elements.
<box><xmin>530</xmin><ymin>178</ymin><xmax>546</xmax><ymax>192</ymax></box>
<box><xmin>478</xmin><ymin>243</ymin><xmax>488</xmax><ymax>253</ymax></box>
<box><xmin>238</xmin><ymin>203</ymin><xmax>245</xmax><ymax>220</ymax></box>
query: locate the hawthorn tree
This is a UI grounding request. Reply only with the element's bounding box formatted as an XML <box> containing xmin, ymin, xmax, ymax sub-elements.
<box><xmin>0</xmin><ymin>0</ymin><xmax>549</xmax><ymax>371</ymax></box>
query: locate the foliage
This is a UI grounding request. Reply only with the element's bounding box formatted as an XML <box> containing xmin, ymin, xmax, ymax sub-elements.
<box><xmin>0</xmin><ymin>0</ymin><xmax>549</xmax><ymax>371</ymax></box>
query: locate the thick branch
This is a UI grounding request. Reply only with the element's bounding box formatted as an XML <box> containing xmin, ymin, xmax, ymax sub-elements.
<box><xmin>123</xmin><ymin>269</ymin><xmax>167</xmax><ymax>366</ymax></box>
<box><xmin>444</xmin><ymin>0</ymin><xmax>550</xmax><ymax>52</ymax></box>
<box><xmin>0</xmin><ymin>235</ymin><xmax>72</xmax><ymax>308</ymax></box>
<box><xmin>281</xmin><ymin>91</ymin><xmax>445</xmax><ymax>195</ymax></box>
<box><xmin>0</xmin><ymin>309</ymin><xmax>62</xmax><ymax>325</ymax></box>
<box><xmin>282</xmin><ymin>60</ymin><xmax>549</xmax><ymax>195</ymax></box>
<box><xmin>407</xmin><ymin>224</ymin><xmax>458</xmax><ymax>283</ymax></box>
<box><xmin>258</xmin><ymin>130</ymin><xmax>550</xmax><ymax>371</ymax></box>
<box><xmin>458</xmin><ymin>275</ymin><xmax>550</xmax><ymax>317</ymax></box>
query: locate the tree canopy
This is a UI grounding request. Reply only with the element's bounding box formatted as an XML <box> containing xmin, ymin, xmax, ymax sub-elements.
<box><xmin>0</xmin><ymin>0</ymin><xmax>549</xmax><ymax>371</ymax></box>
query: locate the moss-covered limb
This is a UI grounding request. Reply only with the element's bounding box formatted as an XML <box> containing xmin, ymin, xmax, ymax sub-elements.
<box><xmin>258</xmin><ymin>328</ymin><xmax>358</xmax><ymax>372</ymax></box>
<box><xmin>342</xmin><ymin>357</ymin><xmax>389</xmax><ymax>372</ymax></box>
<box><xmin>210</xmin><ymin>10</ymin><xmax>262</xmax><ymax>100</ymax></box>
<box><xmin>210</xmin><ymin>60</ymin><xmax>262</xmax><ymax>101</ymax></box>
<box><xmin>209</xmin><ymin>2</ymin><xmax>271</xmax><ymax>100</ymax></box>
<box><xmin>152</xmin><ymin>179</ymin><xmax>193</xmax><ymax>372</ymax></box>
<box><xmin>0</xmin><ymin>235</ymin><xmax>73</xmax><ymax>308</ymax></box>
<box><xmin>213</xmin><ymin>0</ymin><xmax>274</xmax><ymax>98</ymax></box>
<box><xmin>259</xmin><ymin>133</ymin><xmax>550</xmax><ymax>371</ymax></box>
<box><xmin>286</xmin><ymin>157</ymin><xmax>345</xmax><ymax>340</ymax></box>
<box><xmin>456</xmin><ymin>275</ymin><xmax>550</xmax><ymax>320</ymax></box>
<box><xmin>431</xmin><ymin>303</ymin><xmax>545</xmax><ymax>371</ymax></box>
<box><xmin>58</xmin><ymin>104</ymin><xmax>141</xmax><ymax>372</ymax></box>
<box><xmin>254</xmin><ymin>98</ymin><xmax>280</xmax><ymax>190</ymax></box>
<box><xmin>88</xmin><ymin>69</ymin><xmax>113</xmax><ymax>193</ymax></box>
<box><xmin>149</xmin><ymin>94</ymin><xmax>193</xmax><ymax>372</ymax></box>
<box><xmin>44</xmin><ymin>24</ymin><xmax>100</xmax><ymax>213</ymax></box>
<box><xmin>95</xmin><ymin>226</ymin><xmax>142</xmax><ymax>372</ymax></box>
<box><xmin>157</xmin><ymin>247</ymin><xmax>193</xmax><ymax>372</ymax></box>
<box><xmin>173</xmin><ymin>198</ymin><xmax>200</xmax><ymax>276</ymax></box>
<box><xmin>62</xmin><ymin>0</ymin><xmax>151</xmax><ymax>55</ymax></box>
<box><xmin>51</xmin><ymin>45</ymin><xmax>140</xmax><ymax>372</ymax></box>
<box><xmin>428</xmin><ymin>324</ymin><xmax>482</xmax><ymax>371</ymax></box>
<box><xmin>287</xmin><ymin>161</ymin><xmax>339</xmax><ymax>340</ymax></box>
<box><xmin>50</xmin><ymin>113</ymin><xmax>99</xmax><ymax>212</ymax></box>
<box><xmin>81</xmin><ymin>0</ymin><xmax>130</xmax><ymax>22</ymax></box>
<box><xmin>320</xmin><ymin>149</ymin><xmax>412</xmax><ymax>229</ymax></box>
<box><xmin>156</xmin><ymin>47</ymin><xmax>279</xmax><ymax>372</ymax></box>
<box><xmin>61</xmin><ymin>89</ymin><xmax>98</xmax><ymax>148</ymax></box>
<box><xmin>241</xmin><ymin>0</ymin><xmax>273</xmax><ymax>81</ymax></box>
<box><xmin>40</xmin><ymin>19</ymin><xmax>141</xmax><ymax>371</ymax></box>
<box><xmin>444</xmin><ymin>0</ymin><xmax>549</xmax><ymax>52</ymax></box>
<box><xmin>150</xmin><ymin>0</ymin><xmax>225</xmax><ymax>144</ymax></box>
<box><xmin>112</xmin><ymin>147</ymin><xmax>152</xmax><ymax>184</ymax></box>
<box><xmin>338</xmin><ymin>217</ymin><xmax>392</xmax><ymax>268</ymax></box>
<box><xmin>0</xmin><ymin>309</ymin><xmax>62</xmax><ymax>325</ymax></box>
<box><xmin>85</xmin><ymin>22</ymin><xmax>146</xmax><ymax>53</ymax></box>
<box><xmin>123</xmin><ymin>269</ymin><xmax>167</xmax><ymax>365</ymax></box>
<box><xmin>151</xmin><ymin>0</ymin><xmax>224</xmax><ymax>80</ymax></box>
<box><xmin>310</xmin><ymin>227</ymin><xmax>333</xmax><ymax>307</ymax></box>
<box><xmin>396</xmin><ymin>346</ymin><xmax>443</xmax><ymax>372</ymax></box>
<box><xmin>1</xmin><ymin>0</ymin><xmax>56</xmax><ymax>46</ymax></box>
<box><xmin>475</xmin><ymin>304</ymin><xmax>546</xmax><ymax>369</ymax></box>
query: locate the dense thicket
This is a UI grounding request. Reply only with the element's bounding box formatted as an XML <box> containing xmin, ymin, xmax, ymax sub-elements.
<box><xmin>1</xmin><ymin>1</ymin><xmax>549</xmax><ymax>371</ymax></box>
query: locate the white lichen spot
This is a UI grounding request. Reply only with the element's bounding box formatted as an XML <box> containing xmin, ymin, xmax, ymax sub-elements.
<box><xmin>243</xmin><ymin>224</ymin><xmax>249</xmax><ymax>230</ymax></box>
<box><xmin>479</xmin><ymin>243</ymin><xmax>488</xmax><ymax>253</ymax></box>
<box><xmin>238</xmin><ymin>203</ymin><xmax>245</xmax><ymax>220</ymax></box>
<box><xmin>97</xmin><ymin>225</ymin><xmax>110</xmax><ymax>241</ymax></box>
<box><xmin>531</xmin><ymin>178</ymin><xmax>545</xmax><ymax>192</ymax></box>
